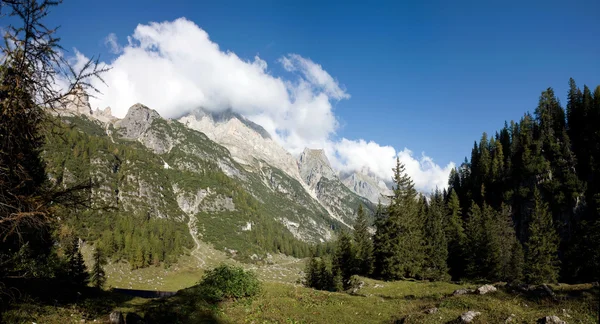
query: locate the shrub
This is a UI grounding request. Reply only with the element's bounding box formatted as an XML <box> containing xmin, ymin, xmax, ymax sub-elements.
<box><xmin>196</xmin><ymin>264</ymin><xmax>261</xmax><ymax>302</ymax></box>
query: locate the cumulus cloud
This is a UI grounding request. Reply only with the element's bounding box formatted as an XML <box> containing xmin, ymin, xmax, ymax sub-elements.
<box><xmin>104</xmin><ymin>33</ymin><xmax>122</xmax><ymax>54</ymax></box>
<box><xmin>73</xmin><ymin>18</ymin><xmax>453</xmax><ymax>192</ymax></box>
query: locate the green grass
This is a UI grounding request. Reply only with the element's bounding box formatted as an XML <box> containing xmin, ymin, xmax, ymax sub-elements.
<box><xmin>5</xmin><ymin>277</ymin><xmax>597</xmax><ymax>323</ymax></box>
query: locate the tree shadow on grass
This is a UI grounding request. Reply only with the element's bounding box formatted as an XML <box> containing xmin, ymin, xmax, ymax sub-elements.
<box><xmin>1</xmin><ymin>278</ymin><xmax>136</xmax><ymax>322</ymax></box>
<box><xmin>138</xmin><ymin>286</ymin><xmax>224</xmax><ymax>324</ymax></box>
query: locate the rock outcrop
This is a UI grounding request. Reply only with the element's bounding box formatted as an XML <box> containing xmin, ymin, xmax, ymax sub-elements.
<box><xmin>180</xmin><ymin>109</ymin><xmax>303</xmax><ymax>183</ymax></box>
<box><xmin>476</xmin><ymin>284</ymin><xmax>497</xmax><ymax>295</ymax></box>
<box><xmin>297</xmin><ymin>148</ymin><xmax>373</xmax><ymax>225</ymax></box>
<box><xmin>341</xmin><ymin>168</ymin><xmax>391</xmax><ymax>204</ymax></box>
<box><xmin>459</xmin><ymin>311</ymin><xmax>481</xmax><ymax>323</ymax></box>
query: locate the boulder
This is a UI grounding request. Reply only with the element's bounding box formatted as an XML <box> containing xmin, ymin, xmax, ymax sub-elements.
<box><xmin>537</xmin><ymin>316</ymin><xmax>566</xmax><ymax>324</ymax></box>
<box><xmin>424</xmin><ymin>307</ymin><xmax>438</xmax><ymax>314</ymax></box>
<box><xmin>109</xmin><ymin>311</ymin><xmax>124</xmax><ymax>324</ymax></box>
<box><xmin>453</xmin><ymin>288</ymin><xmax>474</xmax><ymax>296</ymax></box>
<box><xmin>459</xmin><ymin>311</ymin><xmax>481</xmax><ymax>323</ymax></box>
<box><xmin>476</xmin><ymin>284</ymin><xmax>497</xmax><ymax>295</ymax></box>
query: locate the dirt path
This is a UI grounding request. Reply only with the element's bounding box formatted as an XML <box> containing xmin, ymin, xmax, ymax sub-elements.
<box><xmin>187</xmin><ymin>214</ymin><xmax>206</xmax><ymax>268</ymax></box>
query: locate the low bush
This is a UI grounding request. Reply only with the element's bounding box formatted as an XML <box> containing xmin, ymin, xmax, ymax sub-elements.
<box><xmin>196</xmin><ymin>264</ymin><xmax>261</xmax><ymax>302</ymax></box>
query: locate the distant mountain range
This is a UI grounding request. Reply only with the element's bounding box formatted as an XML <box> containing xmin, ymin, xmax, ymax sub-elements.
<box><xmin>48</xmin><ymin>89</ymin><xmax>391</xmax><ymax>258</ymax></box>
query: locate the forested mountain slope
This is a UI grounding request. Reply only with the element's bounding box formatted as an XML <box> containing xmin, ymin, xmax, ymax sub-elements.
<box><xmin>44</xmin><ymin>105</ymin><xmax>353</xmax><ymax>266</ymax></box>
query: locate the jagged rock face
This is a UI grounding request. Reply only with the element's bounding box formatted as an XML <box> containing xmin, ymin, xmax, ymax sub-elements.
<box><xmin>93</xmin><ymin>107</ymin><xmax>118</xmax><ymax>123</ymax></box>
<box><xmin>179</xmin><ymin>109</ymin><xmax>304</xmax><ymax>184</ymax></box>
<box><xmin>297</xmin><ymin>148</ymin><xmax>374</xmax><ymax>225</ymax></box>
<box><xmin>116</xmin><ymin>103</ymin><xmax>160</xmax><ymax>139</ymax></box>
<box><xmin>59</xmin><ymin>85</ymin><xmax>93</xmax><ymax>116</ymax></box>
<box><xmin>341</xmin><ymin>170</ymin><xmax>392</xmax><ymax>204</ymax></box>
<box><xmin>57</xmin><ymin>86</ymin><xmax>118</xmax><ymax>124</ymax></box>
<box><xmin>298</xmin><ymin>148</ymin><xmax>336</xmax><ymax>188</ymax></box>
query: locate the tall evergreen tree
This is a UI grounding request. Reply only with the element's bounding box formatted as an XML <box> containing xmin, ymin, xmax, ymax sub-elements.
<box><xmin>90</xmin><ymin>248</ymin><xmax>107</xmax><ymax>289</ymax></box>
<box><xmin>525</xmin><ymin>188</ymin><xmax>560</xmax><ymax>284</ymax></box>
<box><xmin>446</xmin><ymin>189</ymin><xmax>466</xmax><ymax>279</ymax></box>
<box><xmin>65</xmin><ymin>236</ymin><xmax>89</xmax><ymax>286</ymax></box>
<box><xmin>353</xmin><ymin>204</ymin><xmax>373</xmax><ymax>276</ymax></box>
<box><xmin>333</xmin><ymin>231</ymin><xmax>356</xmax><ymax>289</ymax></box>
<box><xmin>373</xmin><ymin>158</ymin><xmax>424</xmax><ymax>280</ymax></box>
<box><xmin>464</xmin><ymin>202</ymin><xmax>484</xmax><ymax>279</ymax></box>
<box><xmin>423</xmin><ymin>190</ymin><xmax>449</xmax><ymax>281</ymax></box>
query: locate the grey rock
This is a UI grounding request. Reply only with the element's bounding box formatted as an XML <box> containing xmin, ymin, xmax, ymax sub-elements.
<box><xmin>459</xmin><ymin>311</ymin><xmax>481</xmax><ymax>323</ymax></box>
<box><xmin>60</xmin><ymin>85</ymin><xmax>92</xmax><ymax>116</ymax></box>
<box><xmin>537</xmin><ymin>315</ymin><xmax>566</xmax><ymax>324</ymax></box>
<box><xmin>476</xmin><ymin>284</ymin><xmax>497</xmax><ymax>295</ymax></box>
<box><xmin>505</xmin><ymin>314</ymin><xmax>516</xmax><ymax>322</ymax></box>
<box><xmin>116</xmin><ymin>103</ymin><xmax>161</xmax><ymax>140</ymax></box>
<box><xmin>298</xmin><ymin>148</ymin><xmax>337</xmax><ymax>187</ymax></box>
<box><xmin>424</xmin><ymin>307</ymin><xmax>438</xmax><ymax>314</ymax></box>
<box><xmin>453</xmin><ymin>288</ymin><xmax>474</xmax><ymax>296</ymax></box>
<box><xmin>109</xmin><ymin>311</ymin><xmax>124</xmax><ymax>324</ymax></box>
<box><xmin>341</xmin><ymin>169</ymin><xmax>392</xmax><ymax>204</ymax></box>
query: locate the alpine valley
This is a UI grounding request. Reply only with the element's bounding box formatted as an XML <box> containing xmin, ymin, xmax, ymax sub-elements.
<box><xmin>48</xmin><ymin>88</ymin><xmax>386</xmax><ymax>269</ymax></box>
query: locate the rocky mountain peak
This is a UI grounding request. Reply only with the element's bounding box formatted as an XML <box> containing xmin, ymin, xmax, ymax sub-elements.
<box><xmin>341</xmin><ymin>169</ymin><xmax>392</xmax><ymax>204</ymax></box>
<box><xmin>60</xmin><ymin>85</ymin><xmax>92</xmax><ymax>116</ymax></box>
<box><xmin>297</xmin><ymin>148</ymin><xmax>336</xmax><ymax>189</ymax></box>
<box><xmin>190</xmin><ymin>108</ymin><xmax>271</xmax><ymax>140</ymax></box>
<box><xmin>116</xmin><ymin>103</ymin><xmax>161</xmax><ymax>139</ymax></box>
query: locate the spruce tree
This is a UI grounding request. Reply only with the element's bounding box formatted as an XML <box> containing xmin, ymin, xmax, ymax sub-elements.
<box><xmin>65</xmin><ymin>237</ymin><xmax>89</xmax><ymax>286</ymax></box>
<box><xmin>333</xmin><ymin>231</ymin><xmax>356</xmax><ymax>289</ymax></box>
<box><xmin>464</xmin><ymin>202</ymin><xmax>484</xmax><ymax>279</ymax></box>
<box><xmin>353</xmin><ymin>204</ymin><xmax>373</xmax><ymax>276</ymax></box>
<box><xmin>423</xmin><ymin>190</ymin><xmax>449</xmax><ymax>281</ymax></box>
<box><xmin>373</xmin><ymin>158</ymin><xmax>424</xmax><ymax>280</ymax></box>
<box><xmin>372</xmin><ymin>201</ymin><xmax>390</xmax><ymax>278</ymax></box>
<box><xmin>90</xmin><ymin>248</ymin><xmax>107</xmax><ymax>289</ymax></box>
<box><xmin>481</xmin><ymin>203</ymin><xmax>502</xmax><ymax>280</ymax></box>
<box><xmin>446</xmin><ymin>189</ymin><xmax>466</xmax><ymax>279</ymax></box>
<box><xmin>525</xmin><ymin>188</ymin><xmax>560</xmax><ymax>284</ymax></box>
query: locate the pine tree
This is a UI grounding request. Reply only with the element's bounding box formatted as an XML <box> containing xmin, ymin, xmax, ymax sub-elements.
<box><xmin>423</xmin><ymin>190</ymin><xmax>449</xmax><ymax>281</ymax></box>
<box><xmin>372</xmin><ymin>201</ymin><xmax>390</xmax><ymax>278</ymax></box>
<box><xmin>509</xmin><ymin>238</ymin><xmax>525</xmax><ymax>284</ymax></box>
<box><xmin>446</xmin><ymin>189</ymin><xmax>466</xmax><ymax>279</ymax></box>
<box><xmin>481</xmin><ymin>203</ymin><xmax>503</xmax><ymax>280</ymax></box>
<box><xmin>333</xmin><ymin>231</ymin><xmax>356</xmax><ymax>289</ymax></box>
<box><xmin>373</xmin><ymin>158</ymin><xmax>424</xmax><ymax>280</ymax></box>
<box><xmin>525</xmin><ymin>188</ymin><xmax>560</xmax><ymax>284</ymax></box>
<box><xmin>65</xmin><ymin>237</ymin><xmax>89</xmax><ymax>286</ymax></box>
<box><xmin>464</xmin><ymin>202</ymin><xmax>484</xmax><ymax>279</ymax></box>
<box><xmin>353</xmin><ymin>204</ymin><xmax>373</xmax><ymax>276</ymax></box>
<box><xmin>90</xmin><ymin>248</ymin><xmax>107</xmax><ymax>289</ymax></box>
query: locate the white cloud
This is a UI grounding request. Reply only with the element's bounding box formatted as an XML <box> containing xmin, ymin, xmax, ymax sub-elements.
<box><xmin>397</xmin><ymin>149</ymin><xmax>456</xmax><ymax>193</ymax></box>
<box><xmin>104</xmin><ymin>33</ymin><xmax>122</xmax><ymax>54</ymax></box>
<box><xmin>73</xmin><ymin>18</ymin><xmax>453</xmax><ymax>193</ymax></box>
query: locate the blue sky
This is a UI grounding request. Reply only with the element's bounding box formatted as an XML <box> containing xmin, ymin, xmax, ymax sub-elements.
<box><xmin>45</xmin><ymin>0</ymin><xmax>600</xmax><ymax>188</ymax></box>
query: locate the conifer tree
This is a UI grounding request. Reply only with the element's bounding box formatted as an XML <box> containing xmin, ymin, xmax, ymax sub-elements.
<box><xmin>423</xmin><ymin>190</ymin><xmax>449</xmax><ymax>281</ymax></box>
<box><xmin>509</xmin><ymin>238</ymin><xmax>525</xmax><ymax>283</ymax></box>
<box><xmin>446</xmin><ymin>189</ymin><xmax>466</xmax><ymax>279</ymax></box>
<box><xmin>90</xmin><ymin>248</ymin><xmax>107</xmax><ymax>289</ymax></box>
<box><xmin>481</xmin><ymin>203</ymin><xmax>502</xmax><ymax>279</ymax></box>
<box><xmin>333</xmin><ymin>231</ymin><xmax>356</xmax><ymax>289</ymax></box>
<box><xmin>464</xmin><ymin>202</ymin><xmax>484</xmax><ymax>279</ymax></box>
<box><xmin>65</xmin><ymin>237</ymin><xmax>89</xmax><ymax>286</ymax></box>
<box><xmin>373</xmin><ymin>158</ymin><xmax>424</xmax><ymax>280</ymax></box>
<box><xmin>353</xmin><ymin>204</ymin><xmax>373</xmax><ymax>276</ymax></box>
<box><xmin>372</xmin><ymin>201</ymin><xmax>390</xmax><ymax>278</ymax></box>
<box><xmin>525</xmin><ymin>188</ymin><xmax>560</xmax><ymax>284</ymax></box>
